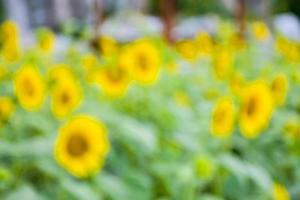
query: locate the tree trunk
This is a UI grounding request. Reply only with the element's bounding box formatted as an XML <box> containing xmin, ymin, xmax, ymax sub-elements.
<box><xmin>160</xmin><ymin>0</ymin><xmax>176</xmax><ymax>44</ymax></box>
<box><xmin>236</xmin><ymin>0</ymin><xmax>246</xmax><ymax>38</ymax></box>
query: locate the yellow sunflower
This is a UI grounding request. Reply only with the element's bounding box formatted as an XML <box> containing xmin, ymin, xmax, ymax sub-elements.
<box><xmin>0</xmin><ymin>21</ymin><xmax>20</xmax><ymax>62</ymax></box>
<box><xmin>229</xmin><ymin>72</ymin><xmax>245</xmax><ymax>97</ymax></box>
<box><xmin>0</xmin><ymin>97</ymin><xmax>14</xmax><ymax>124</ymax></box>
<box><xmin>48</xmin><ymin>64</ymin><xmax>74</xmax><ymax>85</ymax></box>
<box><xmin>270</xmin><ymin>74</ymin><xmax>288</xmax><ymax>106</ymax></box>
<box><xmin>37</xmin><ymin>28</ymin><xmax>55</xmax><ymax>54</ymax></box>
<box><xmin>98</xmin><ymin>36</ymin><xmax>118</xmax><ymax>57</ymax></box>
<box><xmin>284</xmin><ymin>118</ymin><xmax>300</xmax><ymax>139</ymax></box>
<box><xmin>213</xmin><ymin>46</ymin><xmax>234</xmax><ymax>80</ymax></box>
<box><xmin>229</xmin><ymin>33</ymin><xmax>247</xmax><ymax>51</ymax></box>
<box><xmin>211</xmin><ymin>98</ymin><xmax>235</xmax><ymax>138</ymax></box>
<box><xmin>0</xmin><ymin>21</ymin><xmax>19</xmax><ymax>43</ymax></box>
<box><xmin>251</xmin><ymin>21</ymin><xmax>270</xmax><ymax>42</ymax></box>
<box><xmin>1</xmin><ymin>41</ymin><xmax>20</xmax><ymax>62</ymax></box>
<box><xmin>51</xmin><ymin>79</ymin><xmax>82</xmax><ymax>118</ymax></box>
<box><xmin>195</xmin><ymin>32</ymin><xmax>214</xmax><ymax>57</ymax></box>
<box><xmin>176</xmin><ymin>39</ymin><xmax>199</xmax><ymax>61</ymax></box>
<box><xmin>14</xmin><ymin>64</ymin><xmax>45</xmax><ymax>111</ymax></box>
<box><xmin>81</xmin><ymin>54</ymin><xmax>97</xmax><ymax>73</ymax></box>
<box><xmin>94</xmin><ymin>64</ymin><xmax>131</xmax><ymax>98</ymax></box>
<box><xmin>239</xmin><ymin>81</ymin><xmax>273</xmax><ymax>138</ymax></box>
<box><xmin>273</xmin><ymin>183</ymin><xmax>290</xmax><ymax>200</ymax></box>
<box><xmin>124</xmin><ymin>39</ymin><xmax>160</xmax><ymax>85</ymax></box>
<box><xmin>54</xmin><ymin>115</ymin><xmax>110</xmax><ymax>178</ymax></box>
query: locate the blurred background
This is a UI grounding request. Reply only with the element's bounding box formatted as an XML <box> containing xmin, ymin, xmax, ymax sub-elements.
<box><xmin>0</xmin><ymin>0</ymin><xmax>300</xmax><ymax>44</ymax></box>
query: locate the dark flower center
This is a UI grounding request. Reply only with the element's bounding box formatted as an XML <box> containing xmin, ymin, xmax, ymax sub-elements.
<box><xmin>23</xmin><ymin>78</ymin><xmax>35</xmax><ymax>96</ymax></box>
<box><xmin>66</xmin><ymin>133</ymin><xmax>89</xmax><ymax>157</ymax></box>
<box><xmin>247</xmin><ymin>96</ymin><xmax>258</xmax><ymax>117</ymax></box>
<box><xmin>137</xmin><ymin>53</ymin><xmax>148</xmax><ymax>70</ymax></box>
<box><xmin>61</xmin><ymin>91</ymin><xmax>71</xmax><ymax>105</ymax></box>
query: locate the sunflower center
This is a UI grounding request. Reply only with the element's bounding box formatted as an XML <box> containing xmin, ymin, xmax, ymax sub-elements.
<box><xmin>247</xmin><ymin>96</ymin><xmax>258</xmax><ymax>117</ymax></box>
<box><xmin>137</xmin><ymin>53</ymin><xmax>148</xmax><ymax>70</ymax></box>
<box><xmin>61</xmin><ymin>91</ymin><xmax>70</xmax><ymax>105</ymax></box>
<box><xmin>67</xmin><ymin>133</ymin><xmax>89</xmax><ymax>157</ymax></box>
<box><xmin>271</xmin><ymin>80</ymin><xmax>281</xmax><ymax>93</ymax></box>
<box><xmin>23</xmin><ymin>78</ymin><xmax>35</xmax><ymax>96</ymax></box>
<box><xmin>214</xmin><ymin>108</ymin><xmax>226</xmax><ymax>124</ymax></box>
<box><xmin>107</xmin><ymin>68</ymin><xmax>123</xmax><ymax>83</ymax></box>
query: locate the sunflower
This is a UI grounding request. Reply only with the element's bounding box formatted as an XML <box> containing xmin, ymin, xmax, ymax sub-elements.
<box><xmin>0</xmin><ymin>21</ymin><xmax>19</xmax><ymax>43</ymax></box>
<box><xmin>211</xmin><ymin>98</ymin><xmax>235</xmax><ymax>138</ymax></box>
<box><xmin>229</xmin><ymin>73</ymin><xmax>245</xmax><ymax>97</ymax></box>
<box><xmin>273</xmin><ymin>183</ymin><xmax>290</xmax><ymax>200</ymax></box>
<box><xmin>195</xmin><ymin>32</ymin><xmax>214</xmax><ymax>57</ymax></box>
<box><xmin>98</xmin><ymin>36</ymin><xmax>118</xmax><ymax>57</ymax></box>
<box><xmin>48</xmin><ymin>64</ymin><xmax>74</xmax><ymax>85</ymax></box>
<box><xmin>275</xmin><ymin>37</ymin><xmax>300</xmax><ymax>62</ymax></box>
<box><xmin>36</xmin><ymin>28</ymin><xmax>55</xmax><ymax>54</ymax></box>
<box><xmin>81</xmin><ymin>54</ymin><xmax>97</xmax><ymax>73</ymax></box>
<box><xmin>51</xmin><ymin>78</ymin><xmax>82</xmax><ymax>118</ymax></box>
<box><xmin>213</xmin><ymin>46</ymin><xmax>234</xmax><ymax>80</ymax></box>
<box><xmin>270</xmin><ymin>74</ymin><xmax>288</xmax><ymax>106</ymax></box>
<box><xmin>284</xmin><ymin>118</ymin><xmax>300</xmax><ymax>139</ymax></box>
<box><xmin>229</xmin><ymin>33</ymin><xmax>247</xmax><ymax>51</ymax></box>
<box><xmin>124</xmin><ymin>39</ymin><xmax>160</xmax><ymax>85</ymax></box>
<box><xmin>239</xmin><ymin>81</ymin><xmax>273</xmax><ymax>138</ymax></box>
<box><xmin>0</xmin><ymin>97</ymin><xmax>14</xmax><ymax>124</ymax></box>
<box><xmin>175</xmin><ymin>39</ymin><xmax>199</xmax><ymax>61</ymax></box>
<box><xmin>94</xmin><ymin>64</ymin><xmax>131</xmax><ymax>98</ymax></box>
<box><xmin>252</xmin><ymin>21</ymin><xmax>270</xmax><ymax>42</ymax></box>
<box><xmin>0</xmin><ymin>21</ymin><xmax>20</xmax><ymax>62</ymax></box>
<box><xmin>54</xmin><ymin>115</ymin><xmax>110</xmax><ymax>178</ymax></box>
<box><xmin>1</xmin><ymin>41</ymin><xmax>20</xmax><ymax>62</ymax></box>
<box><xmin>14</xmin><ymin>64</ymin><xmax>45</xmax><ymax>111</ymax></box>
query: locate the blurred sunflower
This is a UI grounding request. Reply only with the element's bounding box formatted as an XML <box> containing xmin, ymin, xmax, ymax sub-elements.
<box><xmin>0</xmin><ymin>21</ymin><xmax>20</xmax><ymax>62</ymax></box>
<box><xmin>176</xmin><ymin>39</ymin><xmax>198</xmax><ymax>61</ymax></box>
<box><xmin>195</xmin><ymin>32</ymin><xmax>213</xmax><ymax>57</ymax></box>
<box><xmin>36</xmin><ymin>28</ymin><xmax>55</xmax><ymax>54</ymax></box>
<box><xmin>0</xmin><ymin>20</ymin><xmax>19</xmax><ymax>43</ymax></box>
<box><xmin>51</xmin><ymin>79</ymin><xmax>82</xmax><ymax>118</ymax></box>
<box><xmin>98</xmin><ymin>36</ymin><xmax>118</xmax><ymax>57</ymax></box>
<box><xmin>284</xmin><ymin>118</ymin><xmax>300</xmax><ymax>139</ymax></box>
<box><xmin>239</xmin><ymin>81</ymin><xmax>273</xmax><ymax>138</ymax></box>
<box><xmin>213</xmin><ymin>46</ymin><xmax>234</xmax><ymax>80</ymax></box>
<box><xmin>94</xmin><ymin>65</ymin><xmax>131</xmax><ymax>98</ymax></box>
<box><xmin>229</xmin><ymin>72</ymin><xmax>245</xmax><ymax>97</ymax></box>
<box><xmin>55</xmin><ymin>115</ymin><xmax>110</xmax><ymax>178</ymax></box>
<box><xmin>211</xmin><ymin>98</ymin><xmax>235</xmax><ymax>138</ymax></box>
<box><xmin>229</xmin><ymin>33</ymin><xmax>247</xmax><ymax>51</ymax></box>
<box><xmin>124</xmin><ymin>39</ymin><xmax>160</xmax><ymax>85</ymax></box>
<box><xmin>276</xmin><ymin>38</ymin><xmax>300</xmax><ymax>62</ymax></box>
<box><xmin>273</xmin><ymin>183</ymin><xmax>290</xmax><ymax>200</ymax></box>
<box><xmin>48</xmin><ymin>64</ymin><xmax>74</xmax><ymax>85</ymax></box>
<box><xmin>0</xmin><ymin>97</ymin><xmax>14</xmax><ymax>124</ymax></box>
<box><xmin>251</xmin><ymin>21</ymin><xmax>270</xmax><ymax>42</ymax></box>
<box><xmin>81</xmin><ymin>54</ymin><xmax>97</xmax><ymax>73</ymax></box>
<box><xmin>1</xmin><ymin>42</ymin><xmax>20</xmax><ymax>62</ymax></box>
<box><xmin>14</xmin><ymin>64</ymin><xmax>45</xmax><ymax>111</ymax></box>
<box><xmin>270</xmin><ymin>74</ymin><xmax>288</xmax><ymax>106</ymax></box>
